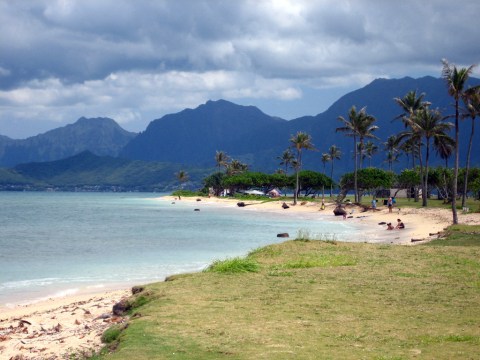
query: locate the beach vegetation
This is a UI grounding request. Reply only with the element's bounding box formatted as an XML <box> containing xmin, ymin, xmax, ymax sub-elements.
<box><xmin>396</xmin><ymin>106</ymin><xmax>454</xmax><ymax>207</ymax></box>
<box><xmin>204</xmin><ymin>257</ymin><xmax>260</xmax><ymax>273</ymax></box>
<box><xmin>289</xmin><ymin>131</ymin><xmax>315</xmax><ymax>205</ymax></box>
<box><xmin>441</xmin><ymin>59</ymin><xmax>477</xmax><ymax>224</ymax></box>
<box><xmin>336</xmin><ymin>106</ymin><xmax>378</xmax><ymax>203</ymax></box>
<box><xmin>101</xmin><ymin>324</ymin><xmax>125</xmax><ymax>344</ymax></box>
<box><xmin>91</xmin><ymin>226</ymin><xmax>480</xmax><ymax>359</ymax></box>
<box><xmin>327</xmin><ymin>145</ymin><xmax>341</xmax><ymax>196</ymax></box>
<box><xmin>461</xmin><ymin>87</ymin><xmax>480</xmax><ymax>208</ymax></box>
<box><xmin>339</xmin><ymin>167</ymin><xmax>395</xmax><ymax>202</ymax></box>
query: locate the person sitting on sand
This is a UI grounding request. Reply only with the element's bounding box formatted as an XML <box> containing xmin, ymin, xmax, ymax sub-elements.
<box><xmin>386</xmin><ymin>222</ymin><xmax>394</xmax><ymax>230</ymax></box>
<box><xmin>395</xmin><ymin>219</ymin><xmax>405</xmax><ymax>229</ymax></box>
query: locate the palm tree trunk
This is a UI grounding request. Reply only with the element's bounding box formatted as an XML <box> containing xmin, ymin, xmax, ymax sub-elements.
<box><xmin>417</xmin><ymin>141</ymin><xmax>425</xmax><ymax>205</ymax></box>
<box><xmin>461</xmin><ymin>118</ymin><xmax>474</xmax><ymax>208</ymax></box>
<box><xmin>452</xmin><ymin>100</ymin><xmax>459</xmax><ymax>224</ymax></box>
<box><xmin>423</xmin><ymin>138</ymin><xmax>430</xmax><ymax>207</ymax></box>
<box><xmin>353</xmin><ymin>136</ymin><xmax>358</xmax><ymax>203</ymax></box>
<box><xmin>330</xmin><ymin>160</ymin><xmax>334</xmax><ymax>197</ymax></box>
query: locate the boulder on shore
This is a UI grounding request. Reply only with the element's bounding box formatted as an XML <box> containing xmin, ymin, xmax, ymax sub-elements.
<box><xmin>333</xmin><ymin>206</ymin><xmax>347</xmax><ymax>216</ymax></box>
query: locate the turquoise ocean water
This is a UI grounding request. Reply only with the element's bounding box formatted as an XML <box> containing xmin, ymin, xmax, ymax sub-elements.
<box><xmin>0</xmin><ymin>192</ymin><xmax>366</xmax><ymax>307</ymax></box>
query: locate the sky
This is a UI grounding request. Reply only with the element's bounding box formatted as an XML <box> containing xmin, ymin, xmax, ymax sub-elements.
<box><xmin>1</xmin><ymin>0</ymin><xmax>479</xmax><ymax>139</ymax></box>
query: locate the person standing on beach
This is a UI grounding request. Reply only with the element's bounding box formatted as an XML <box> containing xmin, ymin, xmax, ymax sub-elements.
<box><xmin>371</xmin><ymin>198</ymin><xmax>377</xmax><ymax>210</ymax></box>
<box><xmin>387</xmin><ymin>197</ymin><xmax>393</xmax><ymax>213</ymax></box>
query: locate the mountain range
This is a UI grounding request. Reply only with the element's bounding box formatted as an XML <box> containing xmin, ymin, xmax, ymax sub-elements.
<box><xmin>1</xmin><ymin>75</ymin><xmax>479</xmax><ymax>189</ymax></box>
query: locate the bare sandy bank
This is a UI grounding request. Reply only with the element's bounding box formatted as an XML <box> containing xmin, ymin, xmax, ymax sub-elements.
<box><xmin>0</xmin><ymin>288</ymin><xmax>129</xmax><ymax>359</ymax></box>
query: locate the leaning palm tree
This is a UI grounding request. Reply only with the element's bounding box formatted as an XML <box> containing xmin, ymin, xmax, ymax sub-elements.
<box><xmin>442</xmin><ymin>59</ymin><xmax>476</xmax><ymax>224</ymax></box>
<box><xmin>278</xmin><ymin>149</ymin><xmax>295</xmax><ymax>175</ymax></box>
<box><xmin>328</xmin><ymin>145</ymin><xmax>341</xmax><ymax>197</ymax></box>
<box><xmin>215</xmin><ymin>150</ymin><xmax>229</xmax><ymax>170</ymax></box>
<box><xmin>290</xmin><ymin>131</ymin><xmax>315</xmax><ymax>205</ymax></box>
<box><xmin>411</xmin><ymin>107</ymin><xmax>453</xmax><ymax>206</ymax></box>
<box><xmin>460</xmin><ymin>87</ymin><xmax>480</xmax><ymax>207</ymax></box>
<box><xmin>337</xmin><ymin>106</ymin><xmax>377</xmax><ymax>202</ymax></box>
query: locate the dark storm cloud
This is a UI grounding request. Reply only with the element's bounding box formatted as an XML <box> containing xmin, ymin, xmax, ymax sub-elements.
<box><xmin>0</xmin><ymin>0</ymin><xmax>479</xmax><ymax>138</ymax></box>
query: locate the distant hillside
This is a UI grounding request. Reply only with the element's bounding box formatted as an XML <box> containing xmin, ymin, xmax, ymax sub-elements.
<box><xmin>291</xmin><ymin>76</ymin><xmax>480</xmax><ymax>176</ymax></box>
<box><xmin>6</xmin><ymin>151</ymin><xmax>210</xmax><ymax>191</ymax></box>
<box><xmin>120</xmin><ymin>77</ymin><xmax>480</xmax><ymax>177</ymax></box>
<box><xmin>1</xmin><ymin>76</ymin><xmax>479</xmax><ymax>188</ymax></box>
<box><xmin>120</xmin><ymin>99</ymin><xmax>289</xmax><ymax>169</ymax></box>
<box><xmin>0</xmin><ymin>117</ymin><xmax>137</xmax><ymax>167</ymax></box>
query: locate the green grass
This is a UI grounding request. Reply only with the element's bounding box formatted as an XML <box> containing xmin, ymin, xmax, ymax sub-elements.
<box><xmin>92</xmin><ymin>225</ymin><xmax>480</xmax><ymax>360</ymax></box>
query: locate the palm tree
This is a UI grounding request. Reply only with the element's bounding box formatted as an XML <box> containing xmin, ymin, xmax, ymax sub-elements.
<box><xmin>411</xmin><ymin>107</ymin><xmax>453</xmax><ymax>206</ymax></box>
<box><xmin>321</xmin><ymin>153</ymin><xmax>330</xmax><ymax>175</ymax></box>
<box><xmin>394</xmin><ymin>91</ymin><xmax>430</xmax><ymax>202</ymax></box>
<box><xmin>215</xmin><ymin>150</ymin><xmax>229</xmax><ymax>170</ymax></box>
<box><xmin>290</xmin><ymin>131</ymin><xmax>315</xmax><ymax>205</ymax></box>
<box><xmin>442</xmin><ymin>59</ymin><xmax>476</xmax><ymax>224</ymax></box>
<box><xmin>336</xmin><ymin>106</ymin><xmax>377</xmax><ymax>202</ymax></box>
<box><xmin>320</xmin><ymin>153</ymin><xmax>330</xmax><ymax>200</ymax></box>
<box><xmin>328</xmin><ymin>145</ymin><xmax>341</xmax><ymax>197</ymax></box>
<box><xmin>460</xmin><ymin>87</ymin><xmax>480</xmax><ymax>207</ymax></box>
<box><xmin>226</xmin><ymin>159</ymin><xmax>248</xmax><ymax>176</ymax></box>
<box><xmin>175</xmin><ymin>170</ymin><xmax>189</xmax><ymax>199</ymax></box>
<box><xmin>383</xmin><ymin>135</ymin><xmax>400</xmax><ymax>171</ymax></box>
<box><xmin>384</xmin><ymin>151</ymin><xmax>400</xmax><ymax>171</ymax></box>
<box><xmin>278</xmin><ymin>149</ymin><xmax>295</xmax><ymax>175</ymax></box>
<box><xmin>364</xmin><ymin>141</ymin><xmax>378</xmax><ymax>168</ymax></box>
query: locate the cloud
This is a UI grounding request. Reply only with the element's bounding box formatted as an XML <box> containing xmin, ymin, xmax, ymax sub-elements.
<box><xmin>0</xmin><ymin>0</ymin><xmax>479</xmax><ymax>137</ymax></box>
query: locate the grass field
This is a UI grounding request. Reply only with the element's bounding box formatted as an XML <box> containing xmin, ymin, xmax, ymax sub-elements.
<box><xmin>90</xmin><ymin>226</ymin><xmax>480</xmax><ymax>360</ymax></box>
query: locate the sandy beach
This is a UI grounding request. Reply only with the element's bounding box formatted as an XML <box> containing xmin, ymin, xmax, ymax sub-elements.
<box><xmin>1</xmin><ymin>196</ymin><xmax>478</xmax><ymax>359</ymax></box>
<box><xmin>0</xmin><ymin>289</ymin><xmax>129</xmax><ymax>360</ymax></box>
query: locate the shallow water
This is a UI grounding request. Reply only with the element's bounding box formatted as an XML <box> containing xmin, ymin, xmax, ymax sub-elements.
<box><xmin>0</xmin><ymin>192</ymin><xmax>365</xmax><ymax>306</ymax></box>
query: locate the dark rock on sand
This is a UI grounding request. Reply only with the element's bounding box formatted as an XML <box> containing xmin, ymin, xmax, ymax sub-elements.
<box><xmin>333</xmin><ymin>206</ymin><xmax>347</xmax><ymax>216</ymax></box>
<box><xmin>131</xmin><ymin>286</ymin><xmax>145</xmax><ymax>295</ymax></box>
<box><xmin>113</xmin><ymin>299</ymin><xmax>132</xmax><ymax>316</ymax></box>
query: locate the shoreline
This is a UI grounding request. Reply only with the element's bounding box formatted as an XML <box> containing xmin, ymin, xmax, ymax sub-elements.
<box><xmin>2</xmin><ymin>196</ymin><xmax>478</xmax><ymax>359</ymax></box>
<box><xmin>165</xmin><ymin>195</ymin><xmax>479</xmax><ymax>245</ymax></box>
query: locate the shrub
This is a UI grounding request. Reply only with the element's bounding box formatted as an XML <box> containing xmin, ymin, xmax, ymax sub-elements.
<box><xmin>204</xmin><ymin>257</ymin><xmax>260</xmax><ymax>274</ymax></box>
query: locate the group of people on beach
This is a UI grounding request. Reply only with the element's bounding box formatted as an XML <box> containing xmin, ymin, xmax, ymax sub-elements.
<box><xmin>386</xmin><ymin>219</ymin><xmax>405</xmax><ymax>230</ymax></box>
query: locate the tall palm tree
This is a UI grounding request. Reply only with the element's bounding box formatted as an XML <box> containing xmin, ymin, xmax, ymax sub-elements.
<box><xmin>328</xmin><ymin>145</ymin><xmax>341</xmax><ymax>197</ymax></box>
<box><xmin>384</xmin><ymin>151</ymin><xmax>400</xmax><ymax>171</ymax></box>
<box><xmin>320</xmin><ymin>153</ymin><xmax>330</xmax><ymax>200</ymax></box>
<box><xmin>337</xmin><ymin>106</ymin><xmax>377</xmax><ymax>202</ymax></box>
<box><xmin>394</xmin><ymin>91</ymin><xmax>429</xmax><ymax>202</ymax></box>
<box><xmin>411</xmin><ymin>107</ymin><xmax>453</xmax><ymax>206</ymax></box>
<box><xmin>290</xmin><ymin>131</ymin><xmax>315</xmax><ymax>205</ymax></box>
<box><xmin>442</xmin><ymin>59</ymin><xmax>476</xmax><ymax>224</ymax></box>
<box><xmin>215</xmin><ymin>150</ymin><xmax>229</xmax><ymax>170</ymax></box>
<box><xmin>364</xmin><ymin>141</ymin><xmax>378</xmax><ymax>168</ymax></box>
<box><xmin>383</xmin><ymin>135</ymin><xmax>400</xmax><ymax>171</ymax></box>
<box><xmin>175</xmin><ymin>170</ymin><xmax>189</xmax><ymax>199</ymax></box>
<box><xmin>321</xmin><ymin>153</ymin><xmax>330</xmax><ymax>175</ymax></box>
<box><xmin>460</xmin><ymin>87</ymin><xmax>480</xmax><ymax>207</ymax></box>
<box><xmin>434</xmin><ymin>132</ymin><xmax>455</xmax><ymax>167</ymax></box>
<box><xmin>278</xmin><ymin>149</ymin><xmax>295</xmax><ymax>175</ymax></box>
